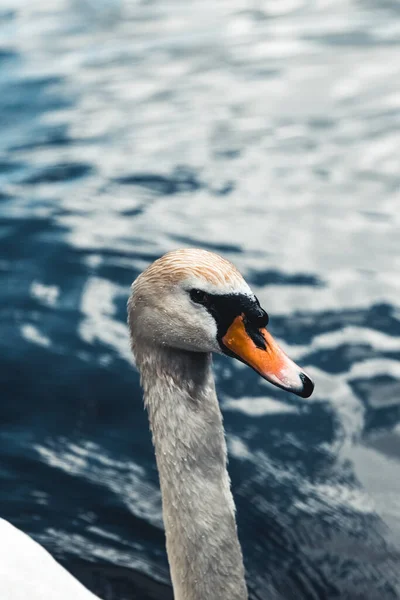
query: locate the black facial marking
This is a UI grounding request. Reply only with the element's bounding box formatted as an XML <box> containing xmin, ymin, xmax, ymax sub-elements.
<box><xmin>243</xmin><ymin>315</ymin><xmax>266</xmax><ymax>350</ymax></box>
<box><xmin>188</xmin><ymin>289</ymin><xmax>269</xmax><ymax>351</ymax></box>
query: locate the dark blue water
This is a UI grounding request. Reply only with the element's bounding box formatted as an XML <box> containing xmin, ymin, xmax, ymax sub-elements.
<box><xmin>1</xmin><ymin>1</ymin><xmax>400</xmax><ymax>598</ymax></box>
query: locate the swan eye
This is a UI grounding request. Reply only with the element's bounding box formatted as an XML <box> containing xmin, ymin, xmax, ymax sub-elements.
<box><xmin>190</xmin><ymin>289</ymin><xmax>209</xmax><ymax>305</ymax></box>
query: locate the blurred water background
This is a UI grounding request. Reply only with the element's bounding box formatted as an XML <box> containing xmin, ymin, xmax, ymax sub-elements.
<box><xmin>1</xmin><ymin>0</ymin><xmax>400</xmax><ymax>598</ymax></box>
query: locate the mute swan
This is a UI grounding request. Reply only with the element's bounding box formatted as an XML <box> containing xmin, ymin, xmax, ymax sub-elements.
<box><xmin>0</xmin><ymin>248</ymin><xmax>313</xmax><ymax>600</ymax></box>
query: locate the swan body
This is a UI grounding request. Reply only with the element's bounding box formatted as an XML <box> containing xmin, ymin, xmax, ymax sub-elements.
<box><xmin>0</xmin><ymin>518</ymin><xmax>99</xmax><ymax>600</ymax></box>
<box><xmin>0</xmin><ymin>248</ymin><xmax>313</xmax><ymax>600</ymax></box>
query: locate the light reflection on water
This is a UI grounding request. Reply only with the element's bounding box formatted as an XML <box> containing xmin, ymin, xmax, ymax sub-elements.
<box><xmin>0</xmin><ymin>0</ymin><xmax>400</xmax><ymax>598</ymax></box>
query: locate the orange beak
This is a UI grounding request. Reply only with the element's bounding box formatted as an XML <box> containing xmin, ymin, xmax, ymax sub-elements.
<box><xmin>222</xmin><ymin>315</ymin><xmax>314</xmax><ymax>398</ymax></box>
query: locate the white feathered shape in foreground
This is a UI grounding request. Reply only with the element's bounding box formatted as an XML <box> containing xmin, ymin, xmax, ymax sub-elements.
<box><xmin>0</xmin><ymin>249</ymin><xmax>314</xmax><ymax>600</ymax></box>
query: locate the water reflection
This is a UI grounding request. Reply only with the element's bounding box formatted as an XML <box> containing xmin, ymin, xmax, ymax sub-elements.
<box><xmin>0</xmin><ymin>0</ymin><xmax>399</xmax><ymax>598</ymax></box>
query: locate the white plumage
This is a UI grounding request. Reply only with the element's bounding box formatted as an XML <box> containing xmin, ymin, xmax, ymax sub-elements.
<box><xmin>0</xmin><ymin>519</ymin><xmax>99</xmax><ymax>600</ymax></box>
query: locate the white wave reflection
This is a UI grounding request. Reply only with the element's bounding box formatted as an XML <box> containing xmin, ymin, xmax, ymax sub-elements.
<box><xmin>222</xmin><ymin>395</ymin><xmax>299</xmax><ymax>416</ymax></box>
<box><xmin>30</xmin><ymin>281</ymin><xmax>59</xmax><ymax>308</ymax></box>
<box><xmin>35</xmin><ymin>439</ymin><xmax>163</xmax><ymax>530</ymax></box>
<box><xmin>20</xmin><ymin>324</ymin><xmax>51</xmax><ymax>348</ymax></box>
<box><xmin>79</xmin><ymin>277</ymin><xmax>132</xmax><ymax>363</ymax></box>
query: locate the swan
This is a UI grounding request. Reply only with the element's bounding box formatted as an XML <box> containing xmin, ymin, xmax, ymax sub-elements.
<box><xmin>0</xmin><ymin>248</ymin><xmax>314</xmax><ymax>600</ymax></box>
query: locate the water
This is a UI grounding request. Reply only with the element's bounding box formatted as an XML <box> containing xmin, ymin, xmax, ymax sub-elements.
<box><xmin>0</xmin><ymin>0</ymin><xmax>400</xmax><ymax>598</ymax></box>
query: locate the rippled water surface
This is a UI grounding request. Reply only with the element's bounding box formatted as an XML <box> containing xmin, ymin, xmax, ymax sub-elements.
<box><xmin>1</xmin><ymin>0</ymin><xmax>400</xmax><ymax>598</ymax></box>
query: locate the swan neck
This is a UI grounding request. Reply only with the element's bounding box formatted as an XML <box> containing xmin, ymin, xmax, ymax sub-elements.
<box><xmin>139</xmin><ymin>346</ymin><xmax>248</xmax><ymax>600</ymax></box>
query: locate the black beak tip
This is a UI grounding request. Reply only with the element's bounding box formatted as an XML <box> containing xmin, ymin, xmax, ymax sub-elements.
<box><xmin>298</xmin><ymin>372</ymin><xmax>315</xmax><ymax>399</ymax></box>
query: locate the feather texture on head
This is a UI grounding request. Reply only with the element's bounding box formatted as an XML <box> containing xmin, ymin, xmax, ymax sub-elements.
<box><xmin>133</xmin><ymin>248</ymin><xmax>253</xmax><ymax>298</ymax></box>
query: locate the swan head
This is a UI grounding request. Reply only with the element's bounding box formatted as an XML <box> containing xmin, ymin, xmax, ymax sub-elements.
<box><xmin>128</xmin><ymin>248</ymin><xmax>314</xmax><ymax>399</ymax></box>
